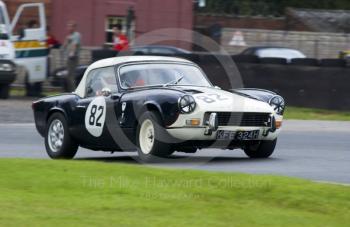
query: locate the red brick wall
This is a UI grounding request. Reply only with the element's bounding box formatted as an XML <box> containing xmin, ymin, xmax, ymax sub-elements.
<box><xmin>51</xmin><ymin>0</ymin><xmax>193</xmax><ymax>49</ymax></box>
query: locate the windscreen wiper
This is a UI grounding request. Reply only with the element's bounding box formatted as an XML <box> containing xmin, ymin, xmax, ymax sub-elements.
<box><xmin>163</xmin><ymin>76</ymin><xmax>184</xmax><ymax>87</ymax></box>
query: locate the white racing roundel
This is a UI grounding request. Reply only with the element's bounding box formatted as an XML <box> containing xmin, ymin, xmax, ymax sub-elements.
<box><xmin>85</xmin><ymin>97</ymin><xmax>106</xmax><ymax>137</ymax></box>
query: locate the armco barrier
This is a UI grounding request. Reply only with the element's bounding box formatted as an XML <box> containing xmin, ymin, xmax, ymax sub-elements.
<box><xmin>319</xmin><ymin>59</ymin><xmax>347</xmax><ymax>67</ymax></box>
<box><xmin>235</xmin><ymin>63</ymin><xmax>350</xmax><ymax>110</ymax></box>
<box><xmin>290</xmin><ymin>58</ymin><xmax>319</xmax><ymax>66</ymax></box>
<box><xmin>175</xmin><ymin>53</ymin><xmax>350</xmax><ymax>110</ymax></box>
<box><xmin>172</xmin><ymin>55</ymin><xmax>350</xmax><ymax>110</ymax></box>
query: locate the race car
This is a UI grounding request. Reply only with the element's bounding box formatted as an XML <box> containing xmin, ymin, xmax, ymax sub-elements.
<box><xmin>32</xmin><ymin>56</ymin><xmax>285</xmax><ymax>161</ymax></box>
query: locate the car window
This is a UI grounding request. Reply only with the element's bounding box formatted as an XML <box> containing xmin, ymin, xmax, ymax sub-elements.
<box><xmin>256</xmin><ymin>48</ymin><xmax>306</xmax><ymax>59</ymax></box>
<box><xmin>241</xmin><ymin>48</ymin><xmax>253</xmax><ymax>55</ymax></box>
<box><xmin>131</xmin><ymin>47</ymin><xmax>149</xmax><ymax>54</ymax></box>
<box><xmin>119</xmin><ymin>63</ymin><xmax>212</xmax><ymax>89</ymax></box>
<box><xmin>149</xmin><ymin>47</ymin><xmax>175</xmax><ymax>54</ymax></box>
<box><xmin>85</xmin><ymin>66</ymin><xmax>118</xmax><ymax>98</ymax></box>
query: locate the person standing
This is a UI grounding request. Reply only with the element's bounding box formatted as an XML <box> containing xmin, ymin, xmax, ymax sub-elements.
<box><xmin>112</xmin><ymin>24</ymin><xmax>129</xmax><ymax>52</ymax></box>
<box><xmin>62</xmin><ymin>21</ymin><xmax>81</xmax><ymax>92</ymax></box>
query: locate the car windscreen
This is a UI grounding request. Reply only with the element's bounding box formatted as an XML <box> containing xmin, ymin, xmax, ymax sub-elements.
<box><xmin>119</xmin><ymin>63</ymin><xmax>212</xmax><ymax>89</ymax></box>
<box><xmin>256</xmin><ymin>48</ymin><xmax>306</xmax><ymax>59</ymax></box>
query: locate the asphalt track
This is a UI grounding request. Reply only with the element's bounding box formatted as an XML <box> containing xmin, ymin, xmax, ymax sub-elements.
<box><xmin>1</xmin><ymin>120</ymin><xmax>350</xmax><ymax>184</ymax></box>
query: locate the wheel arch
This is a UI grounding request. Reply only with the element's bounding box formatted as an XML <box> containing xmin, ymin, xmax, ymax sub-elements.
<box><xmin>33</xmin><ymin>107</ymin><xmax>69</xmax><ymax>139</ymax></box>
<box><xmin>134</xmin><ymin>102</ymin><xmax>164</xmax><ymax>134</ymax></box>
<box><xmin>144</xmin><ymin>101</ymin><xmax>163</xmax><ymax>116</ymax></box>
<box><xmin>46</xmin><ymin>107</ymin><xmax>68</xmax><ymax>123</ymax></box>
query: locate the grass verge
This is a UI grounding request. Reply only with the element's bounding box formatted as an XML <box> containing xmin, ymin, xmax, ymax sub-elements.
<box><xmin>284</xmin><ymin>106</ymin><xmax>350</xmax><ymax>121</ymax></box>
<box><xmin>0</xmin><ymin>159</ymin><xmax>349</xmax><ymax>227</ymax></box>
<box><xmin>10</xmin><ymin>87</ymin><xmax>60</xmax><ymax>97</ymax></box>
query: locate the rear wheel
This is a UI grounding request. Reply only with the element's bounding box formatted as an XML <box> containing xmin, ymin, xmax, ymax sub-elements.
<box><xmin>45</xmin><ymin>113</ymin><xmax>78</xmax><ymax>159</ymax></box>
<box><xmin>0</xmin><ymin>84</ymin><xmax>10</xmax><ymax>99</ymax></box>
<box><xmin>244</xmin><ymin>139</ymin><xmax>277</xmax><ymax>159</ymax></box>
<box><xmin>136</xmin><ymin>111</ymin><xmax>173</xmax><ymax>162</ymax></box>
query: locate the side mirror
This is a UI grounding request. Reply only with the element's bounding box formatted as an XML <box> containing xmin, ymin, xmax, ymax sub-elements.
<box><xmin>86</xmin><ymin>87</ymin><xmax>93</xmax><ymax>96</ymax></box>
<box><xmin>101</xmin><ymin>87</ymin><xmax>111</xmax><ymax>97</ymax></box>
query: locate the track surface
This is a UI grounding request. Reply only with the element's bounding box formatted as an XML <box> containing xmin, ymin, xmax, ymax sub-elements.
<box><xmin>1</xmin><ymin>120</ymin><xmax>350</xmax><ymax>184</ymax></box>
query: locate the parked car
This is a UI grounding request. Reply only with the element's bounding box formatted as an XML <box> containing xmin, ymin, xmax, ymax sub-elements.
<box><xmin>131</xmin><ymin>45</ymin><xmax>191</xmax><ymax>55</ymax></box>
<box><xmin>240</xmin><ymin>46</ymin><xmax>306</xmax><ymax>62</ymax></box>
<box><xmin>0</xmin><ymin>60</ymin><xmax>16</xmax><ymax>99</ymax></box>
<box><xmin>33</xmin><ymin>56</ymin><xmax>285</xmax><ymax>162</ymax></box>
<box><xmin>50</xmin><ymin>65</ymin><xmax>87</xmax><ymax>88</ymax></box>
<box><xmin>50</xmin><ymin>45</ymin><xmax>191</xmax><ymax>87</ymax></box>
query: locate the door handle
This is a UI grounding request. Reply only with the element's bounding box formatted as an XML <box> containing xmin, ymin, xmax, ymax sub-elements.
<box><xmin>77</xmin><ymin>105</ymin><xmax>87</xmax><ymax>109</ymax></box>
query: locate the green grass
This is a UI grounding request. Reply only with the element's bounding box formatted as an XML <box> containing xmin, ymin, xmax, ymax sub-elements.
<box><xmin>284</xmin><ymin>106</ymin><xmax>350</xmax><ymax>121</ymax></box>
<box><xmin>10</xmin><ymin>87</ymin><xmax>60</xmax><ymax>97</ymax></box>
<box><xmin>0</xmin><ymin>159</ymin><xmax>349</xmax><ymax>227</ymax></box>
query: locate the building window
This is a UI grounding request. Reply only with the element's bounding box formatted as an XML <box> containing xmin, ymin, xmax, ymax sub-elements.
<box><xmin>105</xmin><ymin>16</ymin><xmax>126</xmax><ymax>46</ymax></box>
<box><xmin>105</xmin><ymin>15</ymin><xmax>135</xmax><ymax>47</ymax></box>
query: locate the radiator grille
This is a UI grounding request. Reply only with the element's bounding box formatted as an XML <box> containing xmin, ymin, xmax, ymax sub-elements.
<box><xmin>205</xmin><ymin>112</ymin><xmax>271</xmax><ymax>127</ymax></box>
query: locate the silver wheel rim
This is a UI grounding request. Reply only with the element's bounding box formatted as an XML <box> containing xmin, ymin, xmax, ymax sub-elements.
<box><xmin>139</xmin><ymin>119</ymin><xmax>155</xmax><ymax>154</ymax></box>
<box><xmin>48</xmin><ymin>119</ymin><xmax>64</xmax><ymax>152</ymax></box>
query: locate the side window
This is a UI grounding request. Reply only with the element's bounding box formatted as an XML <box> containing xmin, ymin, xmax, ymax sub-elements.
<box><xmin>85</xmin><ymin>67</ymin><xmax>117</xmax><ymax>98</ymax></box>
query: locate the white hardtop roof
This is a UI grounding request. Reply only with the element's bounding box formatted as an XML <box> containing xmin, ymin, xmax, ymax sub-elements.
<box><xmin>75</xmin><ymin>56</ymin><xmax>194</xmax><ymax>97</ymax></box>
<box><xmin>88</xmin><ymin>55</ymin><xmax>192</xmax><ymax>70</ymax></box>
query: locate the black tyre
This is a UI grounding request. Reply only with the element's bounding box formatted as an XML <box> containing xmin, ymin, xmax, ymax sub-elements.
<box><xmin>244</xmin><ymin>139</ymin><xmax>277</xmax><ymax>159</ymax></box>
<box><xmin>0</xmin><ymin>84</ymin><xmax>10</xmax><ymax>99</ymax></box>
<box><xmin>45</xmin><ymin>113</ymin><xmax>78</xmax><ymax>159</ymax></box>
<box><xmin>136</xmin><ymin>111</ymin><xmax>173</xmax><ymax>162</ymax></box>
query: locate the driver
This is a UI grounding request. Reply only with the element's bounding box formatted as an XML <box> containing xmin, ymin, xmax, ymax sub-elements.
<box><xmin>123</xmin><ymin>70</ymin><xmax>145</xmax><ymax>88</ymax></box>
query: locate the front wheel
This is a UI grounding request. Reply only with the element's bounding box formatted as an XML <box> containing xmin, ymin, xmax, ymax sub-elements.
<box><xmin>45</xmin><ymin>113</ymin><xmax>78</xmax><ymax>159</ymax></box>
<box><xmin>136</xmin><ymin>111</ymin><xmax>173</xmax><ymax>162</ymax></box>
<box><xmin>244</xmin><ymin>139</ymin><xmax>277</xmax><ymax>159</ymax></box>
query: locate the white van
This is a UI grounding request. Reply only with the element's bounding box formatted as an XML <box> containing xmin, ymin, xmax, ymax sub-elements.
<box><xmin>0</xmin><ymin>1</ymin><xmax>47</xmax><ymax>99</ymax></box>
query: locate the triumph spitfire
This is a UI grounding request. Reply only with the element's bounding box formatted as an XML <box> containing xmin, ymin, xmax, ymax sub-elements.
<box><xmin>33</xmin><ymin>56</ymin><xmax>285</xmax><ymax>161</ymax></box>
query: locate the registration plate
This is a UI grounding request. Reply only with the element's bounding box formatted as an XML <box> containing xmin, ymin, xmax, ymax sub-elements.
<box><xmin>216</xmin><ymin>130</ymin><xmax>260</xmax><ymax>140</ymax></box>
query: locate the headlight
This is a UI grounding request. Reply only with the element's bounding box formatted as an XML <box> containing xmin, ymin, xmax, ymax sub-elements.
<box><xmin>0</xmin><ymin>63</ymin><xmax>15</xmax><ymax>71</ymax></box>
<box><xmin>178</xmin><ymin>95</ymin><xmax>196</xmax><ymax>114</ymax></box>
<box><xmin>269</xmin><ymin>95</ymin><xmax>285</xmax><ymax>115</ymax></box>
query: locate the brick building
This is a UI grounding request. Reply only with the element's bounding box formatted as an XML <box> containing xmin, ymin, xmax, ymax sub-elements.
<box><xmin>3</xmin><ymin>0</ymin><xmax>193</xmax><ymax>49</ymax></box>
